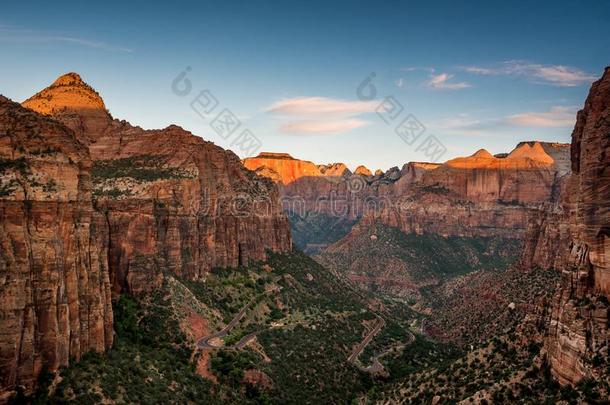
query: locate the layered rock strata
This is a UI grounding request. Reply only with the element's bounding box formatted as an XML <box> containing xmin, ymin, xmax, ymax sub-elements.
<box><xmin>0</xmin><ymin>73</ymin><xmax>292</xmax><ymax>397</ymax></box>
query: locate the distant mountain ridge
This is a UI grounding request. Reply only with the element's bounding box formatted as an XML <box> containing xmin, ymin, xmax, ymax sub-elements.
<box><xmin>243</xmin><ymin>140</ymin><xmax>570</xmax><ymax>255</ymax></box>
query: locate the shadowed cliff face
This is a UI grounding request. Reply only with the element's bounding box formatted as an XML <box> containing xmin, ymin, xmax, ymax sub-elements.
<box><xmin>0</xmin><ymin>73</ymin><xmax>292</xmax><ymax>397</ymax></box>
<box><xmin>0</xmin><ymin>96</ymin><xmax>113</xmax><ymax>397</ymax></box>
<box><xmin>524</xmin><ymin>67</ymin><xmax>610</xmax><ymax>385</ymax></box>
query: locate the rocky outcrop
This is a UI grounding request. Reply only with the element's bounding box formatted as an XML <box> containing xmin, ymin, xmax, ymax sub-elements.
<box><xmin>370</xmin><ymin>142</ymin><xmax>569</xmax><ymax>238</ymax></box>
<box><xmin>243</xmin><ymin>152</ymin><xmax>322</xmax><ymax>184</ymax></box>
<box><xmin>22</xmin><ymin>73</ymin><xmax>112</xmax><ymax>143</ymax></box>
<box><xmin>354</xmin><ymin>165</ymin><xmax>372</xmax><ymax>176</ymax></box>
<box><xmin>23</xmin><ymin>74</ymin><xmax>292</xmax><ymax>296</ymax></box>
<box><xmin>0</xmin><ymin>73</ymin><xmax>292</xmax><ymax>397</ymax></box>
<box><xmin>245</xmin><ymin>142</ymin><xmax>570</xmax><ymax>250</ymax></box>
<box><xmin>0</xmin><ymin>96</ymin><xmax>113</xmax><ymax>396</ymax></box>
<box><xmin>535</xmin><ymin>67</ymin><xmax>610</xmax><ymax>385</ymax></box>
<box><xmin>318</xmin><ymin>162</ymin><xmax>351</xmax><ymax>177</ymax></box>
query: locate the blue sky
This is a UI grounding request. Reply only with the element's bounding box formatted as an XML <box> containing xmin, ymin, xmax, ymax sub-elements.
<box><xmin>1</xmin><ymin>0</ymin><xmax>609</xmax><ymax>170</ymax></box>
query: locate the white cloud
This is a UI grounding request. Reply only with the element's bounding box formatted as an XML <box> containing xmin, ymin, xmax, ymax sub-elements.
<box><xmin>266</xmin><ymin>97</ymin><xmax>377</xmax><ymax>116</ymax></box>
<box><xmin>506</xmin><ymin>106</ymin><xmax>577</xmax><ymax>127</ymax></box>
<box><xmin>266</xmin><ymin>96</ymin><xmax>376</xmax><ymax>135</ymax></box>
<box><xmin>533</xmin><ymin>66</ymin><xmax>596</xmax><ymax>87</ymax></box>
<box><xmin>0</xmin><ymin>27</ymin><xmax>132</xmax><ymax>53</ymax></box>
<box><xmin>280</xmin><ymin>119</ymin><xmax>370</xmax><ymax>134</ymax></box>
<box><xmin>463</xmin><ymin>61</ymin><xmax>596</xmax><ymax>87</ymax></box>
<box><xmin>401</xmin><ymin>66</ymin><xmax>436</xmax><ymax>73</ymax></box>
<box><xmin>426</xmin><ymin>73</ymin><xmax>471</xmax><ymax>90</ymax></box>
<box><xmin>463</xmin><ymin>66</ymin><xmax>495</xmax><ymax>75</ymax></box>
<box><xmin>434</xmin><ymin>106</ymin><xmax>577</xmax><ymax>137</ymax></box>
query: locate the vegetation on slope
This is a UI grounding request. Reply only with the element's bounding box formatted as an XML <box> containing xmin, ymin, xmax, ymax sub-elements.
<box><xmin>30</xmin><ymin>251</ymin><xmax>462</xmax><ymax>404</ymax></box>
<box><xmin>319</xmin><ymin>223</ymin><xmax>522</xmax><ymax>290</ymax></box>
<box><xmin>91</xmin><ymin>154</ymin><xmax>195</xmax><ymax>197</ymax></box>
<box><xmin>375</xmin><ymin>327</ymin><xmax>610</xmax><ymax>404</ymax></box>
<box><xmin>28</xmin><ymin>248</ymin><xmax>586</xmax><ymax>404</ymax></box>
<box><xmin>33</xmin><ymin>291</ymin><xmax>223</xmax><ymax>403</ymax></box>
<box><xmin>92</xmin><ymin>155</ymin><xmax>194</xmax><ymax>183</ymax></box>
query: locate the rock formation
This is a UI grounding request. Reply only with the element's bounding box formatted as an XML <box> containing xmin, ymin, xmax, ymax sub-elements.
<box><xmin>318</xmin><ymin>162</ymin><xmax>351</xmax><ymax>177</ymax></box>
<box><xmin>22</xmin><ymin>73</ymin><xmax>112</xmax><ymax>143</ymax></box>
<box><xmin>243</xmin><ymin>152</ymin><xmax>322</xmax><ymax>184</ymax></box>
<box><xmin>354</xmin><ymin>165</ymin><xmax>372</xmax><ymax>176</ymax></box>
<box><xmin>22</xmin><ymin>73</ymin><xmax>292</xmax><ymax>295</ymax></box>
<box><xmin>375</xmin><ymin>142</ymin><xmax>570</xmax><ymax>238</ymax></box>
<box><xmin>525</xmin><ymin>67</ymin><xmax>610</xmax><ymax>385</ymax></box>
<box><xmin>243</xmin><ymin>153</ymin><xmax>400</xmax><ymax>252</ymax></box>
<box><xmin>0</xmin><ymin>96</ymin><xmax>113</xmax><ymax>397</ymax></box>
<box><xmin>246</xmin><ymin>141</ymin><xmax>570</xmax><ymax>252</ymax></box>
<box><xmin>0</xmin><ymin>73</ymin><xmax>292</xmax><ymax>397</ymax></box>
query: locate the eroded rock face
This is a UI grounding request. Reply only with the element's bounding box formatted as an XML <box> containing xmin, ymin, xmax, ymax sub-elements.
<box><xmin>354</xmin><ymin>165</ymin><xmax>372</xmax><ymax>176</ymax></box>
<box><xmin>244</xmin><ymin>143</ymin><xmax>570</xmax><ymax>251</ymax></box>
<box><xmin>22</xmin><ymin>73</ymin><xmax>112</xmax><ymax>143</ymax></box>
<box><xmin>243</xmin><ymin>153</ymin><xmax>402</xmax><ymax>252</ymax></box>
<box><xmin>0</xmin><ymin>73</ymin><xmax>292</xmax><ymax>397</ymax></box>
<box><xmin>534</xmin><ymin>67</ymin><xmax>610</xmax><ymax>385</ymax></box>
<box><xmin>0</xmin><ymin>96</ymin><xmax>113</xmax><ymax>395</ymax></box>
<box><xmin>365</xmin><ymin>142</ymin><xmax>570</xmax><ymax>240</ymax></box>
<box><xmin>23</xmin><ymin>74</ymin><xmax>292</xmax><ymax>296</ymax></box>
<box><xmin>243</xmin><ymin>152</ymin><xmax>322</xmax><ymax>184</ymax></box>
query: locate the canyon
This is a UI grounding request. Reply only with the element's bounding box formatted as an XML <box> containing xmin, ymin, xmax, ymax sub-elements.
<box><xmin>0</xmin><ymin>66</ymin><xmax>608</xmax><ymax>402</ymax></box>
<box><xmin>524</xmin><ymin>67</ymin><xmax>610</xmax><ymax>385</ymax></box>
<box><xmin>244</xmin><ymin>140</ymin><xmax>571</xmax><ymax>299</ymax></box>
<box><xmin>244</xmin><ymin>141</ymin><xmax>570</xmax><ymax>249</ymax></box>
<box><xmin>244</xmin><ymin>68</ymin><xmax>610</xmax><ymax>388</ymax></box>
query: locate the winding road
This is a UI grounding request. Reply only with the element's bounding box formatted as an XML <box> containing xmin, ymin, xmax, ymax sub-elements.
<box><xmin>348</xmin><ymin>315</ymin><xmax>415</xmax><ymax>375</ymax></box>
<box><xmin>197</xmin><ymin>287</ymin><xmax>279</xmax><ymax>350</ymax></box>
<box><xmin>196</xmin><ymin>282</ymin><xmax>414</xmax><ymax>378</ymax></box>
<box><xmin>347</xmin><ymin>316</ymin><xmax>386</xmax><ymax>364</ymax></box>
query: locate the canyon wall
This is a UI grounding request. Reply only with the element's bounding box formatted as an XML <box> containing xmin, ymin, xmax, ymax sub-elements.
<box><xmin>23</xmin><ymin>73</ymin><xmax>292</xmax><ymax>295</ymax></box>
<box><xmin>375</xmin><ymin>143</ymin><xmax>569</xmax><ymax>238</ymax></box>
<box><xmin>245</xmin><ymin>142</ymin><xmax>570</xmax><ymax>251</ymax></box>
<box><xmin>0</xmin><ymin>96</ymin><xmax>113</xmax><ymax>397</ymax></box>
<box><xmin>0</xmin><ymin>73</ymin><xmax>292</xmax><ymax>397</ymax></box>
<box><xmin>530</xmin><ymin>67</ymin><xmax>610</xmax><ymax>385</ymax></box>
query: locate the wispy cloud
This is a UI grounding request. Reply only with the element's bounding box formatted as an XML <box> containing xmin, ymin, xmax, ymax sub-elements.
<box><xmin>266</xmin><ymin>97</ymin><xmax>376</xmax><ymax>116</ymax></box>
<box><xmin>435</xmin><ymin>105</ymin><xmax>577</xmax><ymax>136</ymax></box>
<box><xmin>506</xmin><ymin>106</ymin><xmax>577</xmax><ymax>127</ymax></box>
<box><xmin>401</xmin><ymin>66</ymin><xmax>436</xmax><ymax>73</ymax></box>
<box><xmin>266</xmin><ymin>96</ymin><xmax>376</xmax><ymax>134</ymax></box>
<box><xmin>279</xmin><ymin>119</ymin><xmax>370</xmax><ymax>134</ymax></box>
<box><xmin>463</xmin><ymin>61</ymin><xmax>596</xmax><ymax>87</ymax></box>
<box><xmin>0</xmin><ymin>27</ymin><xmax>132</xmax><ymax>53</ymax></box>
<box><xmin>426</xmin><ymin>73</ymin><xmax>471</xmax><ymax>90</ymax></box>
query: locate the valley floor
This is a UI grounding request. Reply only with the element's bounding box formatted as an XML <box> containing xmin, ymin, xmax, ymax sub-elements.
<box><xmin>29</xmin><ymin>250</ymin><xmax>609</xmax><ymax>404</ymax></box>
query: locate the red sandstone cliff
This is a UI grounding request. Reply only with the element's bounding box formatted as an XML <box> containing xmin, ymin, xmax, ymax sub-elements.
<box><xmin>525</xmin><ymin>67</ymin><xmax>610</xmax><ymax>385</ymax></box>
<box><xmin>0</xmin><ymin>96</ymin><xmax>113</xmax><ymax>397</ymax></box>
<box><xmin>0</xmin><ymin>73</ymin><xmax>292</xmax><ymax>397</ymax></box>
<box><xmin>22</xmin><ymin>74</ymin><xmax>292</xmax><ymax>295</ymax></box>
<box><xmin>376</xmin><ymin>143</ymin><xmax>569</xmax><ymax>238</ymax></box>
<box><xmin>245</xmin><ymin>141</ymin><xmax>570</xmax><ymax>244</ymax></box>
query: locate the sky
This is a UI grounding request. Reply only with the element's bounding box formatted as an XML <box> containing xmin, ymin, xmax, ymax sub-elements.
<box><xmin>1</xmin><ymin>0</ymin><xmax>609</xmax><ymax>170</ymax></box>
